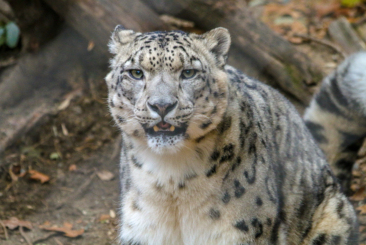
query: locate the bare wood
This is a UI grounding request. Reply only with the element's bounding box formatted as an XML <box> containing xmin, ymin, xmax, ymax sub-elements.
<box><xmin>40</xmin><ymin>0</ymin><xmax>324</xmax><ymax>104</ymax></box>
<box><xmin>293</xmin><ymin>34</ymin><xmax>347</xmax><ymax>58</ymax></box>
<box><xmin>142</xmin><ymin>0</ymin><xmax>325</xmax><ymax>104</ymax></box>
<box><xmin>328</xmin><ymin>17</ymin><xmax>366</xmax><ymax>55</ymax></box>
<box><xmin>0</xmin><ymin>27</ymin><xmax>99</xmax><ymax>154</ymax></box>
<box><xmin>40</xmin><ymin>0</ymin><xmax>323</xmax><ymax>104</ymax></box>
<box><xmin>0</xmin><ymin>27</ymin><xmax>96</xmax><ymax>109</ymax></box>
<box><xmin>42</xmin><ymin>0</ymin><xmax>170</xmax><ymax>56</ymax></box>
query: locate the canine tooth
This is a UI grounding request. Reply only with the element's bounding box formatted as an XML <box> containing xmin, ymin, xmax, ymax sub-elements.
<box><xmin>170</xmin><ymin>125</ymin><xmax>175</xmax><ymax>131</ymax></box>
<box><xmin>153</xmin><ymin>125</ymin><xmax>159</xmax><ymax>132</ymax></box>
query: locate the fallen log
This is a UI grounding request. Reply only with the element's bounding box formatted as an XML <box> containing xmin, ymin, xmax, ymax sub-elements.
<box><xmin>42</xmin><ymin>0</ymin><xmax>170</xmax><ymax>56</ymax></box>
<box><xmin>0</xmin><ymin>27</ymin><xmax>103</xmax><ymax>153</ymax></box>
<box><xmin>40</xmin><ymin>0</ymin><xmax>324</xmax><ymax>104</ymax></box>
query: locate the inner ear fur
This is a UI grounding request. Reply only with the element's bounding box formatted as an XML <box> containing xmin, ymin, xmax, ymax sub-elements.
<box><xmin>203</xmin><ymin>28</ymin><xmax>231</xmax><ymax>57</ymax></box>
<box><xmin>109</xmin><ymin>25</ymin><xmax>140</xmax><ymax>54</ymax></box>
<box><xmin>196</xmin><ymin>27</ymin><xmax>231</xmax><ymax>67</ymax></box>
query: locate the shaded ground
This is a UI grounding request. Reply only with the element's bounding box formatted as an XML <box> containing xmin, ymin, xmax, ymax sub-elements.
<box><xmin>0</xmin><ymin>78</ymin><xmax>122</xmax><ymax>244</ymax></box>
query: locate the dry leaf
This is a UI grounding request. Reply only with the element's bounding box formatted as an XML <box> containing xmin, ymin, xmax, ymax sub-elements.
<box><xmin>41</xmin><ymin>221</ymin><xmax>51</xmax><ymax>226</ymax></box>
<box><xmin>314</xmin><ymin>2</ymin><xmax>340</xmax><ymax>18</ymax></box>
<box><xmin>358</xmin><ymin>139</ymin><xmax>366</xmax><ymax>157</ymax></box>
<box><xmin>58</xmin><ymin>98</ymin><xmax>71</xmax><ymax>111</ymax></box>
<box><xmin>360</xmin><ymin>226</ymin><xmax>366</xmax><ymax>233</ymax></box>
<box><xmin>358</xmin><ymin>158</ymin><xmax>366</xmax><ymax>167</ymax></box>
<box><xmin>109</xmin><ymin>209</ymin><xmax>116</xmax><ymax>218</ymax></box>
<box><xmin>2</xmin><ymin>217</ymin><xmax>32</xmax><ymax>230</ymax></box>
<box><xmin>63</xmin><ymin>222</ymin><xmax>73</xmax><ymax>230</ymax></box>
<box><xmin>69</xmin><ymin>164</ymin><xmax>77</xmax><ymax>171</ymax></box>
<box><xmin>160</xmin><ymin>15</ymin><xmax>194</xmax><ymax>28</ymax></box>
<box><xmin>352</xmin><ymin>170</ymin><xmax>362</xmax><ymax>177</ymax></box>
<box><xmin>28</xmin><ymin>170</ymin><xmax>50</xmax><ymax>183</ymax></box>
<box><xmin>351</xmin><ymin>183</ymin><xmax>360</xmax><ymax>192</ymax></box>
<box><xmin>61</xmin><ymin>123</ymin><xmax>69</xmax><ymax>136</ymax></box>
<box><xmin>356</xmin><ymin>204</ymin><xmax>366</xmax><ymax>214</ymax></box>
<box><xmin>58</xmin><ymin>88</ymin><xmax>83</xmax><ymax>111</ymax></box>
<box><xmin>40</xmin><ymin>223</ymin><xmax>84</xmax><ymax>238</ymax></box>
<box><xmin>99</xmin><ymin>214</ymin><xmax>110</xmax><ymax>222</ymax></box>
<box><xmin>350</xmin><ymin>186</ymin><xmax>366</xmax><ymax>201</ymax></box>
<box><xmin>97</xmin><ymin>170</ymin><xmax>114</xmax><ymax>181</ymax></box>
<box><xmin>8</xmin><ymin>166</ymin><xmax>18</xmax><ymax>182</ymax></box>
<box><xmin>87</xmin><ymin>41</ymin><xmax>95</xmax><ymax>51</ymax></box>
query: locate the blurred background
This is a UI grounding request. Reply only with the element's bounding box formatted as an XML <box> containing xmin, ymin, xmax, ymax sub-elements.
<box><xmin>0</xmin><ymin>0</ymin><xmax>365</xmax><ymax>244</ymax></box>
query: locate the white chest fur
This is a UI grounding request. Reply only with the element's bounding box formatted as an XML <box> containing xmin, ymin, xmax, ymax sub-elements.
<box><xmin>119</xmin><ymin>147</ymin><xmax>246</xmax><ymax>245</ymax></box>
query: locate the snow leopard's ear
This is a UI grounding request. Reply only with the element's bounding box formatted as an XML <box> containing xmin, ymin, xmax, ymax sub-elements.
<box><xmin>196</xmin><ymin>27</ymin><xmax>231</xmax><ymax>67</ymax></box>
<box><xmin>109</xmin><ymin>25</ymin><xmax>140</xmax><ymax>54</ymax></box>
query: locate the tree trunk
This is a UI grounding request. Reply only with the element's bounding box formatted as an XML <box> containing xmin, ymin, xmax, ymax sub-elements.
<box><xmin>0</xmin><ymin>26</ymin><xmax>103</xmax><ymax>153</ymax></box>
<box><xmin>42</xmin><ymin>0</ymin><xmax>170</xmax><ymax>56</ymax></box>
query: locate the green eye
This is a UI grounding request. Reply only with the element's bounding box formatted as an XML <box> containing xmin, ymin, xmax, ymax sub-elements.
<box><xmin>129</xmin><ymin>69</ymin><xmax>143</xmax><ymax>79</ymax></box>
<box><xmin>181</xmin><ymin>69</ymin><xmax>197</xmax><ymax>79</ymax></box>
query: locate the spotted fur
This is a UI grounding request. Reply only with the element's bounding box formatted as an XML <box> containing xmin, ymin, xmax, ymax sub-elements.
<box><xmin>106</xmin><ymin>26</ymin><xmax>358</xmax><ymax>245</ymax></box>
<box><xmin>304</xmin><ymin>52</ymin><xmax>366</xmax><ymax>194</ymax></box>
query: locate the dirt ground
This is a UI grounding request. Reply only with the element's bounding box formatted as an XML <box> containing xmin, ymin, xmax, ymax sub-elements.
<box><xmin>0</xmin><ymin>79</ymin><xmax>122</xmax><ymax>245</ymax></box>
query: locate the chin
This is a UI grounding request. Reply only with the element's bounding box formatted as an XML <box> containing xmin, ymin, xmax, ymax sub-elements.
<box><xmin>147</xmin><ymin>134</ymin><xmax>185</xmax><ymax>155</ymax></box>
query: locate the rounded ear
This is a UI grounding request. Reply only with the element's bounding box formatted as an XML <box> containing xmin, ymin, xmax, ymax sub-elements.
<box><xmin>109</xmin><ymin>25</ymin><xmax>139</xmax><ymax>54</ymax></box>
<box><xmin>199</xmin><ymin>27</ymin><xmax>231</xmax><ymax>66</ymax></box>
<box><xmin>202</xmin><ymin>28</ymin><xmax>231</xmax><ymax>56</ymax></box>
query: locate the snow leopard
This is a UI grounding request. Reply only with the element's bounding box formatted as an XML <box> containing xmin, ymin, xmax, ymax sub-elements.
<box><xmin>105</xmin><ymin>26</ymin><xmax>362</xmax><ymax>244</ymax></box>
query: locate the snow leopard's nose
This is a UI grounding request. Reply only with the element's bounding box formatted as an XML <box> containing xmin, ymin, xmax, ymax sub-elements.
<box><xmin>147</xmin><ymin>101</ymin><xmax>178</xmax><ymax>118</ymax></box>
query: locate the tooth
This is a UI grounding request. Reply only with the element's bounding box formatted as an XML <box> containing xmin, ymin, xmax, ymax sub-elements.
<box><xmin>170</xmin><ymin>125</ymin><xmax>175</xmax><ymax>131</ymax></box>
<box><xmin>153</xmin><ymin>125</ymin><xmax>159</xmax><ymax>132</ymax></box>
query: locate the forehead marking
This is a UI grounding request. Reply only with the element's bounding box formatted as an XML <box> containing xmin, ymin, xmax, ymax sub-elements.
<box><xmin>124</xmin><ymin>31</ymin><xmax>200</xmax><ymax>72</ymax></box>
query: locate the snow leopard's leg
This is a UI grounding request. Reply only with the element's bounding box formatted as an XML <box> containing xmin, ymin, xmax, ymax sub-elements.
<box><xmin>301</xmin><ymin>190</ymin><xmax>358</xmax><ymax>245</ymax></box>
<box><xmin>304</xmin><ymin>52</ymin><xmax>366</xmax><ymax>193</ymax></box>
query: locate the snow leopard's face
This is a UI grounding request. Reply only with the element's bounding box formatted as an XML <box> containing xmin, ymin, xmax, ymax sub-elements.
<box><xmin>106</xmin><ymin>27</ymin><xmax>231</xmax><ymax>154</ymax></box>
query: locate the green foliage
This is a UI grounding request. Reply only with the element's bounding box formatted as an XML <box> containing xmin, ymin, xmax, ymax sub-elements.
<box><xmin>5</xmin><ymin>22</ymin><xmax>20</xmax><ymax>48</ymax></box>
<box><xmin>341</xmin><ymin>0</ymin><xmax>362</xmax><ymax>7</ymax></box>
<box><xmin>0</xmin><ymin>21</ymin><xmax>20</xmax><ymax>49</ymax></box>
<box><xmin>50</xmin><ymin>152</ymin><xmax>61</xmax><ymax>160</ymax></box>
<box><xmin>0</xmin><ymin>27</ymin><xmax>5</xmax><ymax>46</ymax></box>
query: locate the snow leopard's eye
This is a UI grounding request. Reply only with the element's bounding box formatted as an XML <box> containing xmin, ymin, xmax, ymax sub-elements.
<box><xmin>129</xmin><ymin>70</ymin><xmax>144</xmax><ymax>80</ymax></box>
<box><xmin>181</xmin><ymin>69</ymin><xmax>197</xmax><ymax>79</ymax></box>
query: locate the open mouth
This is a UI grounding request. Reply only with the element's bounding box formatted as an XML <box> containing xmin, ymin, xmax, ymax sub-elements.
<box><xmin>145</xmin><ymin>121</ymin><xmax>187</xmax><ymax>136</ymax></box>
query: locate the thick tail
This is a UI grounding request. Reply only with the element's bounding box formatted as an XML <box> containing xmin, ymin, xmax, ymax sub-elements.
<box><xmin>304</xmin><ymin>51</ymin><xmax>366</xmax><ymax>193</ymax></box>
